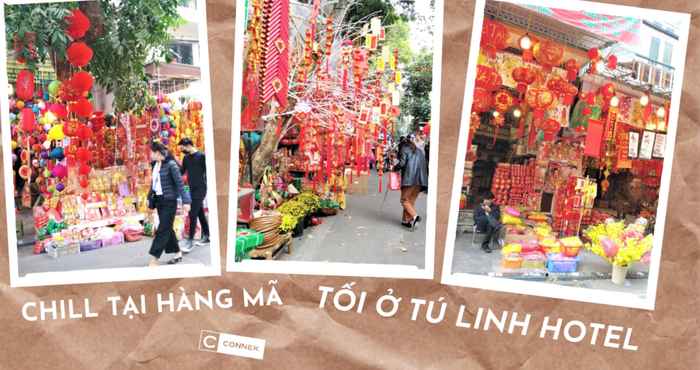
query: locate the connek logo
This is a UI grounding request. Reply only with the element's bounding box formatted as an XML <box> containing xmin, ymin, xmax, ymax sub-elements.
<box><xmin>198</xmin><ymin>330</ymin><xmax>266</xmax><ymax>360</ymax></box>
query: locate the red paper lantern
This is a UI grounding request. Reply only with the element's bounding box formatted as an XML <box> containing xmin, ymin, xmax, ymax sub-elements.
<box><xmin>76</xmin><ymin>124</ymin><xmax>93</xmax><ymax>141</ymax></box>
<box><xmin>564</xmin><ymin>59</ymin><xmax>579</xmax><ymax>82</ymax></box>
<box><xmin>526</xmin><ymin>87</ymin><xmax>555</xmax><ymax>119</ymax></box>
<box><xmin>70</xmin><ymin>71</ymin><xmax>94</xmax><ymax>92</ymax></box>
<box><xmin>511</xmin><ymin>66</ymin><xmax>536</xmax><ymax>95</ymax></box>
<box><xmin>79</xmin><ymin>164</ymin><xmax>91</xmax><ymax>176</ymax></box>
<box><xmin>472</xmin><ymin>87</ymin><xmax>493</xmax><ymax>113</ymax></box>
<box><xmin>76</xmin><ymin>147</ymin><xmax>92</xmax><ymax>163</ymax></box>
<box><xmin>20</xmin><ymin>108</ymin><xmax>35</xmax><ymax>132</ymax></box>
<box><xmin>533</xmin><ymin>40</ymin><xmax>564</xmax><ymax>71</ymax></box>
<box><xmin>65</xmin><ymin>9</ymin><xmax>90</xmax><ymax>39</ymax></box>
<box><xmin>66</xmin><ymin>42</ymin><xmax>93</xmax><ymax>67</ymax></box>
<box><xmin>69</xmin><ymin>98</ymin><xmax>93</xmax><ymax>118</ymax></box>
<box><xmin>49</xmin><ymin>103</ymin><xmax>68</xmax><ymax>119</ymax></box>
<box><xmin>480</xmin><ymin>19</ymin><xmax>508</xmax><ymax>58</ymax></box>
<box><xmin>493</xmin><ymin>90</ymin><xmax>514</xmax><ymax>113</ymax></box>
<box><xmin>89</xmin><ymin>112</ymin><xmax>105</xmax><ymax>132</ymax></box>
<box><xmin>607</xmin><ymin>54</ymin><xmax>618</xmax><ymax>70</ymax></box>
<box><xmin>476</xmin><ymin>65</ymin><xmax>502</xmax><ymax>92</ymax></box>
<box><xmin>79</xmin><ymin>177</ymin><xmax>89</xmax><ymax>188</ymax></box>
<box><xmin>15</xmin><ymin>69</ymin><xmax>35</xmax><ymax>101</ymax></box>
<box><xmin>588</xmin><ymin>48</ymin><xmax>600</xmax><ymax>60</ymax></box>
<box><xmin>600</xmin><ymin>83</ymin><xmax>615</xmax><ymax>99</ymax></box>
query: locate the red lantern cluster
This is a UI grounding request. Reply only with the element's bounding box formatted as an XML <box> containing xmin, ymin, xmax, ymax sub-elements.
<box><xmin>533</xmin><ymin>39</ymin><xmax>564</xmax><ymax>71</ymax></box>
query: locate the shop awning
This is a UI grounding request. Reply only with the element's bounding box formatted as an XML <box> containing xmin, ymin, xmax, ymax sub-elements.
<box><xmin>146</xmin><ymin>62</ymin><xmax>201</xmax><ymax>95</ymax></box>
<box><xmin>486</xmin><ymin>1</ymin><xmax>618</xmax><ymax>51</ymax></box>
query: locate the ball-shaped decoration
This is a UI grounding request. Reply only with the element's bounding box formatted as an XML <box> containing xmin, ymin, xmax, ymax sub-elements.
<box><xmin>472</xmin><ymin>87</ymin><xmax>493</xmax><ymax>113</ymax></box>
<box><xmin>66</xmin><ymin>42</ymin><xmax>93</xmax><ymax>67</ymax></box>
<box><xmin>493</xmin><ymin>90</ymin><xmax>514</xmax><ymax>113</ymax></box>
<box><xmin>533</xmin><ymin>39</ymin><xmax>564</xmax><ymax>70</ymax></box>
<box><xmin>15</xmin><ymin>69</ymin><xmax>35</xmax><ymax>101</ymax></box>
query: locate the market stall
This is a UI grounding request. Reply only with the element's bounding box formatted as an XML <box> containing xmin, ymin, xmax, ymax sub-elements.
<box><xmin>234</xmin><ymin>1</ymin><xmax>404</xmax><ymax>261</ymax></box>
<box><xmin>9</xmin><ymin>8</ymin><xmax>208</xmax><ymax>259</ymax></box>
<box><xmin>458</xmin><ymin>11</ymin><xmax>665</xmax><ymax>283</ymax></box>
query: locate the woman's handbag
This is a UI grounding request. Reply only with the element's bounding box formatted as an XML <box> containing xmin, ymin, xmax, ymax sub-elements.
<box><xmin>389</xmin><ymin>172</ymin><xmax>401</xmax><ymax>191</ymax></box>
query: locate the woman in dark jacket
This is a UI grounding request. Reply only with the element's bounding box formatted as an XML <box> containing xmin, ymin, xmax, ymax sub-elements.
<box><xmin>148</xmin><ymin>141</ymin><xmax>192</xmax><ymax>266</ymax></box>
<box><xmin>397</xmin><ymin>133</ymin><xmax>429</xmax><ymax>230</ymax></box>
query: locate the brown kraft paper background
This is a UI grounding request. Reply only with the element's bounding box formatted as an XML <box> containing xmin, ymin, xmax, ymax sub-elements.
<box><xmin>0</xmin><ymin>0</ymin><xmax>698</xmax><ymax>369</ymax></box>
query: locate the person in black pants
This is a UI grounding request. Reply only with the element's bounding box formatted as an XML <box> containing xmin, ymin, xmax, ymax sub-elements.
<box><xmin>178</xmin><ymin>138</ymin><xmax>210</xmax><ymax>252</ymax></box>
<box><xmin>148</xmin><ymin>141</ymin><xmax>191</xmax><ymax>266</ymax></box>
<box><xmin>473</xmin><ymin>193</ymin><xmax>503</xmax><ymax>253</ymax></box>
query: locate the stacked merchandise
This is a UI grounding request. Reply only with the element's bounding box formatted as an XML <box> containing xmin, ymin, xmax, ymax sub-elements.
<box><xmin>551</xmin><ymin>176</ymin><xmax>597</xmax><ymax>235</ymax></box>
<box><xmin>581</xmin><ymin>209</ymin><xmax>614</xmax><ymax>227</ymax></box>
<box><xmin>508</xmin><ymin>160</ymin><xmax>536</xmax><ymax>207</ymax></box>
<box><xmin>491</xmin><ymin>164</ymin><xmax>511</xmax><ymax>205</ymax></box>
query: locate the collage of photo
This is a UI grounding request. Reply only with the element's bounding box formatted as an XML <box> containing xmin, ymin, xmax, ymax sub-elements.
<box><xmin>0</xmin><ymin>0</ymin><xmax>690</xmax><ymax>310</ymax></box>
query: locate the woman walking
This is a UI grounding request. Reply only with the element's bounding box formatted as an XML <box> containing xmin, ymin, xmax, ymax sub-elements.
<box><xmin>147</xmin><ymin>141</ymin><xmax>191</xmax><ymax>266</ymax></box>
<box><xmin>397</xmin><ymin>132</ymin><xmax>429</xmax><ymax>230</ymax></box>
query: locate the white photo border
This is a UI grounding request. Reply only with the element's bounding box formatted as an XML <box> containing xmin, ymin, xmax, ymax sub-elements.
<box><xmin>441</xmin><ymin>0</ymin><xmax>690</xmax><ymax>310</ymax></box>
<box><xmin>1</xmin><ymin>0</ymin><xmax>222</xmax><ymax>287</ymax></box>
<box><xmin>226</xmin><ymin>0</ymin><xmax>445</xmax><ymax>279</ymax></box>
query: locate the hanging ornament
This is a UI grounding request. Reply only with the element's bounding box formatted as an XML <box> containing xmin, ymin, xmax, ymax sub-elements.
<box><xmin>19</xmin><ymin>165</ymin><xmax>32</xmax><ymax>180</ymax></box>
<box><xmin>542</xmin><ymin>118</ymin><xmax>560</xmax><ymax>141</ymax></box>
<box><xmin>65</xmin><ymin>8</ymin><xmax>91</xmax><ymax>39</ymax></box>
<box><xmin>472</xmin><ymin>87</ymin><xmax>493</xmax><ymax>113</ymax></box>
<box><xmin>476</xmin><ymin>65</ymin><xmax>502</xmax><ymax>92</ymax></box>
<box><xmin>525</xmin><ymin>87</ymin><xmax>555</xmax><ymax>119</ymax></box>
<box><xmin>533</xmin><ymin>39</ymin><xmax>564</xmax><ymax>71</ymax></box>
<box><xmin>69</xmin><ymin>98</ymin><xmax>93</xmax><ymax>118</ymax></box>
<box><xmin>519</xmin><ymin>34</ymin><xmax>534</xmax><ymax>61</ymax></box>
<box><xmin>511</xmin><ymin>66</ymin><xmax>536</xmax><ymax>96</ymax></box>
<box><xmin>66</xmin><ymin>42</ymin><xmax>93</xmax><ymax>67</ymax></box>
<box><xmin>546</xmin><ymin>75</ymin><xmax>578</xmax><ymax>105</ymax></box>
<box><xmin>607</xmin><ymin>54</ymin><xmax>618</xmax><ymax>70</ymax></box>
<box><xmin>69</xmin><ymin>71</ymin><xmax>94</xmax><ymax>93</ymax></box>
<box><xmin>493</xmin><ymin>90</ymin><xmax>514</xmax><ymax>113</ymax></box>
<box><xmin>15</xmin><ymin>69</ymin><xmax>35</xmax><ymax>101</ymax></box>
<box><xmin>564</xmin><ymin>59</ymin><xmax>579</xmax><ymax>82</ymax></box>
<box><xmin>480</xmin><ymin>19</ymin><xmax>508</xmax><ymax>58</ymax></box>
<box><xmin>20</xmin><ymin>108</ymin><xmax>36</xmax><ymax>132</ymax></box>
<box><xmin>467</xmin><ymin>111</ymin><xmax>481</xmax><ymax>153</ymax></box>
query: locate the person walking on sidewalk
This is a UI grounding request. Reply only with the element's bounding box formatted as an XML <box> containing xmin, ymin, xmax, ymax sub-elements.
<box><xmin>148</xmin><ymin>141</ymin><xmax>191</xmax><ymax>266</ymax></box>
<box><xmin>474</xmin><ymin>193</ymin><xmax>503</xmax><ymax>253</ymax></box>
<box><xmin>397</xmin><ymin>131</ymin><xmax>429</xmax><ymax>230</ymax></box>
<box><xmin>178</xmin><ymin>138</ymin><xmax>210</xmax><ymax>253</ymax></box>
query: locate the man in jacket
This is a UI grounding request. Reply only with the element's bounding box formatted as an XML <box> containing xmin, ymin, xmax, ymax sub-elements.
<box><xmin>178</xmin><ymin>138</ymin><xmax>210</xmax><ymax>252</ymax></box>
<box><xmin>397</xmin><ymin>132</ymin><xmax>429</xmax><ymax>231</ymax></box>
<box><xmin>474</xmin><ymin>193</ymin><xmax>502</xmax><ymax>253</ymax></box>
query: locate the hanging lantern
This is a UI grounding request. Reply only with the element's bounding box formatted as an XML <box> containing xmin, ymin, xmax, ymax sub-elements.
<box><xmin>511</xmin><ymin>66</ymin><xmax>536</xmax><ymax>96</ymax></box>
<box><xmin>69</xmin><ymin>71</ymin><xmax>94</xmax><ymax>93</ymax></box>
<box><xmin>20</xmin><ymin>108</ymin><xmax>36</xmax><ymax>132</ymax></box>
<box><xmin>480</xmin><ymin>19</ymin><xmax>508</xmax><ymax>58</ymax></box>
<box><xmin>519</xmin><ymin>34</ymin><xmax>533</xmax><ymax>61</ymax></box>
<box><xmin>564</xmin><ymin>59</ymin><xmax>579</xmax><ymax>82</ymax></box>
<box><xmin>19</xmin><ymin>165</ymin><xmax>32</xmax><ymax>180</ymax></box>
<box><xmin>640</xmin><ymin>94</ymin><xmax>650</xmax><ymax>107</ymax></box>
<box><xmin>542</xmin><ymin>118</ymin><xmax>560</xmax><ymax>141</ymax></box>
<box><xmin>76</xmin><ymin>124</ymin><xmax>93</xmax><ymax>141</ymax></box>
<box><xmin>476</xmin><ymin>65</ymin><xmax>502</xmax><ymax>91</ymax></box>
<box><xmin>533</xmin><ymin>39</ymin><xmax>564</xmax><ymax>71</ymax></box>
<box><xmin>69</xmin><ymin>98</ymin><xmax>93</xmax><ymax>118</ymax></box>
<box><xmin>78</xmin><ymin>163</ymin><xmax>91</xmax><ymax>176</ymax></box>
<box><xmin>473</xmin><ymin>87</ymin><xmax>493</xmax><ymax>113</ymax></box>
<box><xmin>525</xmin><ymin>87</ymin><xmax>555</xmax><ymax>119</ymax></box>
<box><xmin>493</xmin><ymin>90</ymin><xmax>514</xmax><ymax>113</ymax></box>
<box><xmin>15</xmin><ymin>69</ymin><xmax>35</xmax><ymax>101</ymax></box>
<box><xmin>65</xmin><ymin>8</ymin><xmax>91</xmax><ymax>39</ymax></box>
<box><xmin>607</xmin><ymin>54</ymin><xmax>618</xmax><ymax>70</ymax></box>
<box><xmin>546</xmin><ymin>76</ymin><xmax>578</xmax><ymax>105</ymax></box>
<box><xmin>600</xmin><ymin>83</ymin><xmax>615</xmax><ymax>100</ymax></box>
<box><xmin>66</xmin><ymin>42</ymin><xmax>93</xmax><ymax>67</ymax></box>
